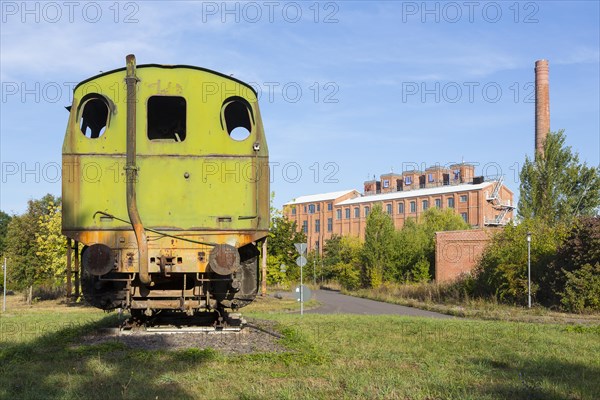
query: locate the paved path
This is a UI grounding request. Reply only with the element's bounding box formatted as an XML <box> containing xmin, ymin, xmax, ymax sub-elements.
<box><xmin>300</xmin><ymin>289</ymin><xmax>453</xmax><ymax>319</ymax></box>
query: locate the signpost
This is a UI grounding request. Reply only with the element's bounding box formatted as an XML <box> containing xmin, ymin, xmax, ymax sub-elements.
<box><xmin>294</xmin><ymin>243</ymin><xmax>307</xmax><ymax>315</ymax></box>
<box><xmin>527</xmin><ymin>232</ymin><xmax>532</xmax><ymax>308</ymax></box>
<box><xmin>3</xmin><ymin>258</ymin><xmax>7</xmax><ymax>312</ymax></box>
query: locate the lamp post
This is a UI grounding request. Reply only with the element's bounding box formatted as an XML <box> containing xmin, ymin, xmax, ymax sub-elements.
<box><xmin>526</xmin><ymin>232</ymin><xmax>531</xmax><ymax>308</ymax></box>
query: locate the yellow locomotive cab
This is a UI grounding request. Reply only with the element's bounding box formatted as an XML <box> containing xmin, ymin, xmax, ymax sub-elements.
<box><xmin>62</xmin><ymin>55</ymin><xmax>269</xmax><ymax>317</ymax></box>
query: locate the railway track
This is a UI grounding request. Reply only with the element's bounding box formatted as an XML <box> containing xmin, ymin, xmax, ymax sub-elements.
<box><xmin>120</xmin><ymin>310</ymin><xmax>247</xmax><ymax>333</ymax></box>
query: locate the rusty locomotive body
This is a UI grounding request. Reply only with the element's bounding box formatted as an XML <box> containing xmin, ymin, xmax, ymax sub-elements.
<box><xmin>62</xmin><ymin>55</ymin><xmax>269</xmax><ymax>319</ymax></box>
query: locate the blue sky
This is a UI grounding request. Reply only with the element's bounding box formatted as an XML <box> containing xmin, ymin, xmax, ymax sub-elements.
<box><xmin>1</xmin><ymin>1</ymin><xmax>599</xmax><ymax>214</ymax></box>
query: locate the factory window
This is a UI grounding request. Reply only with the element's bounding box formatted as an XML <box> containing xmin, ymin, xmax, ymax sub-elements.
<box><xmin>410</xmin><ymin>201</ymin><xmax>416</xmax><ymax>213</ymax></box>
<box><xmin>147</xmin><ymin>96</ymin><xmax>187</xmax><ymax>141</ymax></box>
<box><xmin>398</xmin><ymin>202</ymin><xmax>404</xmax><ymax>214</ymax></box>
<box><xmin>354</xmin><ymin>207</ymin><xmax>360</xmax><ymax>218</ymax></box>
<box><xmin>315</xmin><ymin>219</ymin><xmax>320</xmax><ymax>232</ymax></box>
<box><xmin>435</xmin><ymin>198</ymin><xmax>441</xmax><ymax>208</ymax></box>
<box><xmin>221</xmin><ymin>97</ymin><xmax>254</xmax><ymax>141</ymax></box>
<box><xmin>345</xmin><ymin>208</ymin><xmax>350</xmax><ymax>219</ymax></box>
<box><xmin>448</xmin><ymin>197</ymin><xmax>455</xmax><ymax>208</ymax></box>
<box><xmin>405</xmin><ymin>176</ymin><xmax>412</xmax><ymax>185</ymax></box>
<box><xmin>386</xmin><ymin>204</ymin><xmax>392</xmax><ymax>215</ymax></box>
<box><xmin>79</xmin><ymin>94</ymin><xmax>110</xmax><ymax>139</ymax></box>
<box><xmin>460</xmin><ymin>195</ymin><xmax>468</xmax><ymax>202</ymax></box>
<box><xmin>327</xmin><ymin>218</ymin><xmax>333</xmax><ymax>232</ymax></box>
<box><xmin>302</xmin><ymin>220</ymin><xmax>308</xmax><ymax>233</ymax></box>
<box><xmin>308</xmin><ymin>204</ymin><xmax>315</xmax><ymax>214</ymax></box>
<box><xmin>461</xmin><ymin>212</ymin><xmax>468</xmax><ymax>222</ymax></box>
<box><xmin>317</xmin><ymin>204</ymin><xmax>321</xmax><ymax>212</ymax></box>
<box><xmin>291</xmin><ymin>207</ymin><xmax>296</xmax><ymax>216</ymax></box>
<box><xmin>364</xmin><ymin>206</ymin><xmax>370</xmax><ymax>217</ymax></box>
<box><xmin>428</xmin><ymin>173</ymin><xmax>434</xmax><ymax>182</ymax></box>
<box><xmin>327</xmin><ymin>202</ymin><xmax>333</xmax><ymax>211</ymax></box>
<box><xmin>422</xmin><ymin>200</ymin><xmax>429</xmax><ymax>211</ymax></box>
<box><xmin>336</xmin><ymin>209</ymin><xmax>342</xmax><ymax>220</ymax></box>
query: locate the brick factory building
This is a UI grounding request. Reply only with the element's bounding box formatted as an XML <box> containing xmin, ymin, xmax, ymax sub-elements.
<box><xmin>283</xmin><ymin>163</ymin><xmax>514</xmax><ymax>255</ymax></box>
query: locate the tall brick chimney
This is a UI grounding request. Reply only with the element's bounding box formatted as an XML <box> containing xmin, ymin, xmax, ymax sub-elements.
<box><xmin>535</xmin><ymin>59</ymin><xmax>550</xmax><ymax>157</ymax></box>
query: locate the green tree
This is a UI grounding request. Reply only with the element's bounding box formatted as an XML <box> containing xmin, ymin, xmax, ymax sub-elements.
<box><xmin>5</xmin><ymin>213</ymin><xmax>38</xmax><ymax>290</ymax></box>
<box><xmin>548</xmin><ymin>216</ymin><xmax>600</xmax><ymax>311</ymax></box>
<box><xmin>4</xmin><ymin>194</ymin><xmax>60</xmax><ymax>290</ymax></box>
<box><xmin>0</xmin><ymin>210</ymin><xmax>12</xmax><ymax>287</ymax></box>
<box><xmin>35</xmin><ymin>202</ymin><xmax>66</xmax><ymax>286</ymax></box>
<box><xmin>420</xmin><ymin>207</ymin><xmax>470</xmax><ymax>278</ymax></box>
<box><xmin>393</xmin><ymin>208</ymin><xmax>469</xmax><ymax>282</ymax></box>
<box><xmin>473</xmin><ymin>219</ymin><xmax>567</xmax><ymax>304</ymax></box>
<box><xmin>560</xmin><ymin>263</ymin><xmax>600</xmax><ymax>313</ymax></box>
<box><xmin>268</xmin><ymin>213</ymin><xmax>306</xmax><ymax>283</ymax></box>
<box><xmin>393</xmin><ymin>217</ymin><xmax>429</xmax><ymax>282</ymax></box>
<box><xmin>265</xmin><ymin>254</ymin><xmax>287</xmax><ymax>285</ymax></box>
<box><xmin>519</xmin><ymin>130</ymin><xmax>600</xmax><ymax>224</ymax></box>
<box><xmin>362</xmin><ymin>204</ymin><xmax>395</xmax><ymax>288</ymax></box>
<box><xmin>0</xmin><ymin>210</ymin><xmax>12</xmax><ymax>257</ymax></box>
<box><xmin>321</xmin><ymin>235</ymin><xmax>343</xmax><ymax>280</ymax></box>
<box><xmin>329</xmin><ymin>236</ymin><xmax>362</xmax><ymax>289</ymax></box>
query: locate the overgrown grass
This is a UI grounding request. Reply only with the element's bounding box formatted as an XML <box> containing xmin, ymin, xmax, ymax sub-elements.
<box><xmin>345</xmin><ymin>282</ymin><xmax>600</xmax><ymax>324</ymax></box>
<box><xmin>243</xmin><ymin>294</ymin><xmax>320</xmax><ymax>313</ymax></box>
<box><xmin>1</xmin><ymin>297</ymin><xmax>599</xmax><ymax>399</ymax></box>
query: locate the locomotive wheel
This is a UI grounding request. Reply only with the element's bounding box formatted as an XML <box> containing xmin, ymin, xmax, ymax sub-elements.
<box><xmin>81</xmin><ymin>246</ymin><xmax>127</xmax><ymax>310</ymax></box>
<box><xmin>230</xmin><ymin>255</ymin><xmax>258</xmax><ymax>309</ymax></box>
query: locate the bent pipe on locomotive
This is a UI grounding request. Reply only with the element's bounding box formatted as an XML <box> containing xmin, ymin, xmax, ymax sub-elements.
<box><xmin>62</xmin><ymin>54</ymin><xmax>269</xmax><ymax>324</ymax></box>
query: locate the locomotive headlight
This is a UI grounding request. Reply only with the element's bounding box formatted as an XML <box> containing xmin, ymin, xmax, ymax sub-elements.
<box><xmin>253</xmin><ymin>142</ymin><xmax>260</xmax><ymax>151</ymax></box>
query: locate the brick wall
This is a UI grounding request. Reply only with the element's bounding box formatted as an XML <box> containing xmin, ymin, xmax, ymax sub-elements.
<box><xmin>434</xmin><ymin>229</ymin><xmax>493</xmax><ymax>282</ymax></box>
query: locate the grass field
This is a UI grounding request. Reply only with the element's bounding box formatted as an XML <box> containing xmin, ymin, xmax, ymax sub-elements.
<box><xmin>1</xmin><ymin>295</ymin><xmax>599</xmax><ymax>399</ymax></box>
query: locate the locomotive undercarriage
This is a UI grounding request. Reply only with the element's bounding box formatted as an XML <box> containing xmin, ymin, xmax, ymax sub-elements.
<box><xmin>79</xmin><ymin>241</ymin><xmax>261</xmax><ymax>326</ymax></box>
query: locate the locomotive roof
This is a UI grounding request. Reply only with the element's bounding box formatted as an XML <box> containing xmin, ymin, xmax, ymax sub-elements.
<box><xmin>74</xmin><ymin>64</ymin><xmax>257</xmax><ymax>96</ymax></box>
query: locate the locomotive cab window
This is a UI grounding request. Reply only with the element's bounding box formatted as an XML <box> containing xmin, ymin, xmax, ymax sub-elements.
<box><xmin>147</xmin><ymin>96</ymin><xmax>187</xmax><ymax>142</ymax></box>
<box><xmin>221</xmin><ymin>97</ymin><xmax>254</xmax><ymax>141</ymax></box>
<box><xmin>79</xmin><ymin>94</ymin><xmax>110</xmax><ymax>139</ymax></box>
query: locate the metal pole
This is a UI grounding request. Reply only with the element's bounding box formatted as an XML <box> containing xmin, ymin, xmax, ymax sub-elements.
<box><xmin>125</xmin><ymin>54</ymin><xmax>150</xmax><ymax>285</ymax></box>
<box><xmin>261</xmin><ymin>239</ymin><xmax>267</xmax><ymax>297</ymax></box>
<box><xmin>74</xmin><ymin>241</ymin><xmax>80</xmax><ymax>299</ymax></box>
<box><xmin>313</xmin><ymin>257</ymin><xmax>316</xmax><ymax>286</ymax></box>
<box><xmin>66</xmin><ymin>237</ymin><xmax>72</xmax><ymax>300</ymax></box>
<box><xmin>321</xmin><ymin>257</ymin><xmax>323</xmax><ymax>285</ymax></box>
<box><xmin>3</xmin><ymin>258</ymin><xmax>6</xmax><ymax>312</ymax></box>
<box><xmin>300</xmin><ymin>261</ymin><xmax>303</xmax><ymax>315</ymax></box>
<box><xmin>527</xmin><ymin>233</ymin><xmax>531</xmax><ymax>308</ymax></box>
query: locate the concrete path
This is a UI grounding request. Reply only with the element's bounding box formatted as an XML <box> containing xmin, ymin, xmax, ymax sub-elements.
<box><xmin>299</xmin><ymin>289</ymin><xmax>453</xmax><ymax>319</ymax></box>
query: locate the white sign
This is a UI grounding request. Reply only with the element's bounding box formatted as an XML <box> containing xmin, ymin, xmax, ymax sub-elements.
<box><xmin>296</xmin><ymin>255</ymin><xmax>307</xmax><ymax>267</ymax></box>
<box><xmin>294</xmin><ymin>243</ymin><xmax>307</xmax><ymax>254</ymax></box>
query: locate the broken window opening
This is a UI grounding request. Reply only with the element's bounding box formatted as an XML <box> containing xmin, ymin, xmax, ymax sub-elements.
<box><xmin>221</xmin><ymin>97</ymin><xmax>254</xmax><ymax>141</ymax></box>
<box><xmin>147</xmin><ymin>96</ymin><xmax>187</xmax><ymax>141</ymax></box>
<box><xmin>79</xmin><ymin>94</ymin><xmax>110</xmax><ymax>139</ymax></box>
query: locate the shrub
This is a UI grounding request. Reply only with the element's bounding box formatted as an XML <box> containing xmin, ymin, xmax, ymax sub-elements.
<box><xmin>560</xmin><ymin>263</ymin><xmax>600</xmax><ymax>313</ymax></box>
<box><xmin>544</xmin><ymin>217</ymin><xmax>600</xmax><ymax>306</ymax></box>
<box><xmin>331</xmin><ymin>262</ymin><xmax>361</xmax><ymax>290</ymax></box>
<box><xmin>411</xmin><ymin>258</ymin><xmax>431</xmax><ymax>283</ymax></box>
<box><xmin>266</xmin><ymin>254</ymin><xmax>287</xmax><ymax>285</ymax></box>
<box><xmin>473</xmin><ymin>219</ymin><xmax>567</xmax><ymax>305</ymax></box>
